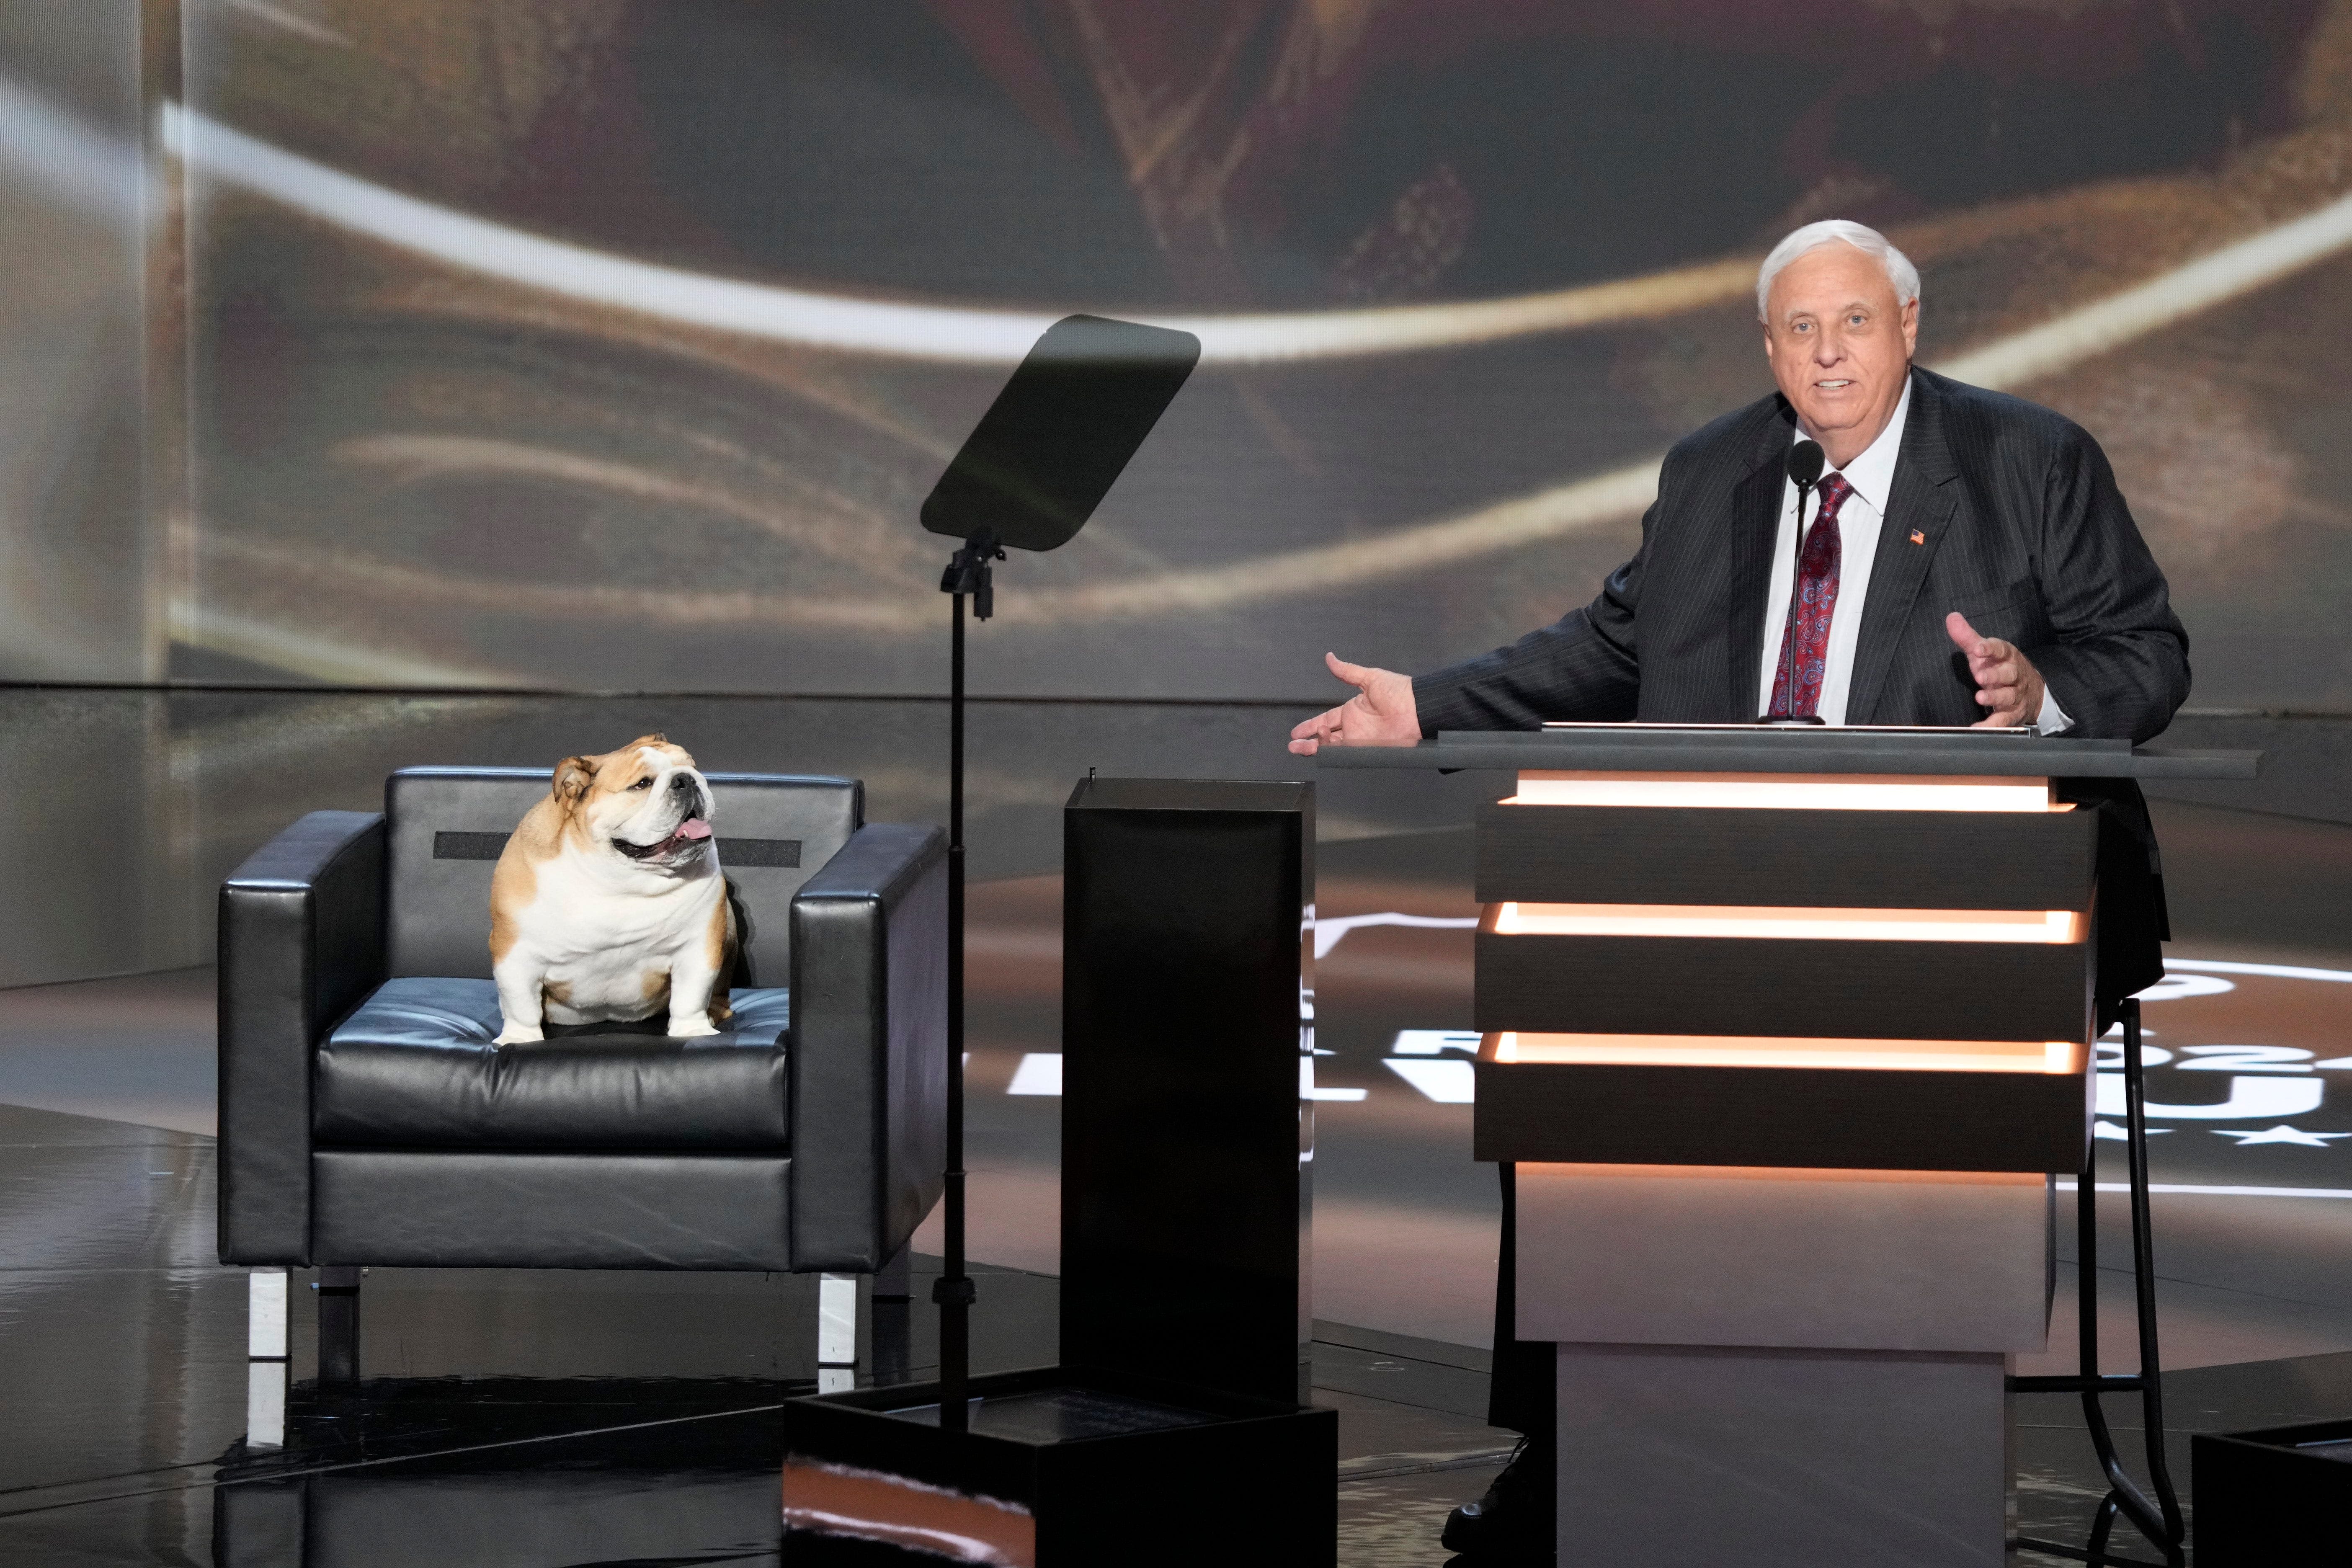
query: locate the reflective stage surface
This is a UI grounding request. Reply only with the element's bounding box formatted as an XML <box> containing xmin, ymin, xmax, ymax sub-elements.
<box><xmin>6</xmin><ymin>1077</ymin><xmax>2352</xmax><ymax>1564</ymax></box>
<box><xmin>0</xmin><ymin>1096</ymin><xmax>1513</xmax><ymax>1565</ymax></box>
<box><xmin>3</xmin><ymin>791</ymin><xmax>2351</xmax><ymax>1563</ymax></box>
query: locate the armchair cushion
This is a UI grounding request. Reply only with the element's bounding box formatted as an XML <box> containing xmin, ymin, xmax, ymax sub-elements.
<box><xmin>313</xmin><ymin>978</ymin><xmax>793</xmax><ymax>1150</ymax></box>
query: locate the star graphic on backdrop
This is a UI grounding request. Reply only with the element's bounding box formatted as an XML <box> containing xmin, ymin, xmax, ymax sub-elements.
<box><xmin>2094</xmin><ymin>1121</ymin><xmax>2169</xmax><ymax>1140</ymax></box>
<box><xmin>2211</xmin><ymin>1125</ymin><xmax>2352</xmax><ymax>1148</ymax></box>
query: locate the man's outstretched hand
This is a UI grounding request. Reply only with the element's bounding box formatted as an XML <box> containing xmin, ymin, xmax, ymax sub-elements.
<box><xmin>1288</xmin><ymin>652</ymin><xmax>1421</xmax><ymax>755</ymax></box>
<box><xmin>1945</xmin><ymin>611</ymin><xmax>2047</xmax><ymax>728</ymax></box>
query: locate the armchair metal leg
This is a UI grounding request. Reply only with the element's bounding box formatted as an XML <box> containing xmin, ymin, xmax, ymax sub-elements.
<box><xmin>246</xmin><ymin>1269</ymin><xmax>289</xmax><ymax>1449</ymax></box>
<box><xmin>249</xmin><ymin>1268</ymin><xmax>290</xmax><ymax>1359</ymax></box>
<box><xmin>316</xmin><ymin>1266</ymin><xmax>362</xmax><ymax>1388</ymax></box>
<box><xmin>246</xmin><ymin>1361</ymin><xmax>288</xmax><ymax>1451</ymax></box>
<box><xmin>818</xmin><ymin>1273</ymin><xmax>859</xmax><ymax>1394</ymax></box>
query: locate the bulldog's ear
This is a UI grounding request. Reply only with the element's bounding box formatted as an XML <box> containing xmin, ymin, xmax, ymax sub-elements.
<box><xmin>553</xmin><ymin>756</ymin><xmax>597</xmax><ymax>803</ymax></box>
<box><xmin>623</xmin><ymin>732</ymin><xmax>667</xmax><ymax>749</ymax></box>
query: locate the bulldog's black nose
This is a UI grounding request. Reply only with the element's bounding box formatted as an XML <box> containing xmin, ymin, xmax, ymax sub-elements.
<box><xmin>669</xmin><ymin>774</ymin><xmax>693</xmax><ymax>793</ymax></box>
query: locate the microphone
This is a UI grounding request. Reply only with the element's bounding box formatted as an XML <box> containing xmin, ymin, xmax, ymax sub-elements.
<box><xmin>1786</xmin><ymin>438</ymin><xmax>1824</xmax><ymax>491</ymax></box>
<box><xmin>1759</xmin><ymin>440</ymin><xmax>1828</xmax><ymax>723</ymax></box>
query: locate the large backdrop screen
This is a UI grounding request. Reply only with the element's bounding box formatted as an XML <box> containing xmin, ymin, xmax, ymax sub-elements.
<box><xmin>5</xmin><ymin>0</ymin><xmax>2349</xmax><ymax>705</ymax></box>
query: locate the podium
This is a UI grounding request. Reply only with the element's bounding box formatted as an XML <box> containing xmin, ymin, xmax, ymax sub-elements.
<box><xmin>1320</xmin><ymin>725</ymin><xmax>2257</xmax><ymax>1567</ymax></box>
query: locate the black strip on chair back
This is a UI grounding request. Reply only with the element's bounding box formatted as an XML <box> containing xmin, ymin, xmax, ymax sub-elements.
<box><xmin>432</xmin><ymin>832</ymin><xmax>514</xmax><ymax>861</ymax></box>
<box><xmin>386</xmin><ymin>767</ymin><xmax>861</xmax><ymax>983</ymax></box>
<box><xmin>432</xmin><ymin>830</ymin><xmax>802</xmax><ymax>867</ymax></box>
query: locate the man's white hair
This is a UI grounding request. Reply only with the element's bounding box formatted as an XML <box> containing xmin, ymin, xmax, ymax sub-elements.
<box><xmin>1755</xmin><ymin>220</ymin><xmax>1920</xmax><ymax>321</ymax></box>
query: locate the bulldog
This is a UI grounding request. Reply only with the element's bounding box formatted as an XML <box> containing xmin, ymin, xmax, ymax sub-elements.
<box><xmin>489</xmin><ymin>734</ymin><xmax>734</xmax><ymax>1044</ymax></box>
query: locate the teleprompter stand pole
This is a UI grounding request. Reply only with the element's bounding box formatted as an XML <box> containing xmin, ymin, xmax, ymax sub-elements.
<box><xmin>2010</xmin><ymin>998</ymin><xmax>2186</xmax><ymax>1568</ymax></box>
<box><xmin>934</xmin><ymin>529</ymin><xmax>1002</xmax><ymax>1433</ymax></box>
<box><xmin>900</xmin><ymin>315</ymin><xmax>1193</xmax><ymax>1434</ymax></box>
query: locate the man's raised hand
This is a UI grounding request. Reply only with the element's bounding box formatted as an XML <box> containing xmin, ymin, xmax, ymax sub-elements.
<box><xmin>1287</xmin><ymin>652</ymin><xmax>1421</xmax><ymax>755</ymax></box>
<box><xmin>1945</xmin><ymin>611</ymin><xmax>2047</xmax><ymax>728</ymax></box>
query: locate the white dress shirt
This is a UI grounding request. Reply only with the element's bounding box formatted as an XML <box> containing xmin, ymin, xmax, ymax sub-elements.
<box><xmin>1756</xmin><ymin>380</ymin><xmax>2070</xmax><ymax>731</ymax></box>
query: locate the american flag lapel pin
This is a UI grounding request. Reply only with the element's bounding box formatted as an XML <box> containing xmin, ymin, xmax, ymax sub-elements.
<box><xmin>1908</xmin><ymin>529</ymin><xmax>1926</xmax><ymax>545</ymax></box>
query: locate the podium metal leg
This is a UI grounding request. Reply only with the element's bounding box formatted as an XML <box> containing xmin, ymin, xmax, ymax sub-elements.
<box><xmin>2008</xmin><ymin>1000</ymin><xmax>2185</xmax><ymax>1567</ymax></box>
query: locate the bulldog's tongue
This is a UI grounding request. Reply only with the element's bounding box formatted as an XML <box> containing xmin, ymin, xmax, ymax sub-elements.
<box><xmin>678</xmin><ymin>818</ymin><xmax>712</xmax><ymax>841</ymax></box>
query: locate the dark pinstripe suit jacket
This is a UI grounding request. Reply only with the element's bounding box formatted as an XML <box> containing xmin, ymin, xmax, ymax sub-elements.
<box><xmin>1413</xmin><ymin>367</ymin><xmax>2190</xmax><ymax>741</ymax></box>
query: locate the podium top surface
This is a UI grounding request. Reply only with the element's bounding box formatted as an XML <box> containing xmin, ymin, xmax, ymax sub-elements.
<box><xmin>1066</xmin><ymin>776</ymin><xmax>1313</xmax><ymax>812</ymax></box>
<box><xmin>1312</xmin><ymin>724</ymin><xmax>2258</xmax><ymax>779</ymax></box>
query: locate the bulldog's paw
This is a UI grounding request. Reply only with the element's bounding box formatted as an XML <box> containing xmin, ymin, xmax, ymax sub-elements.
<box><xmin>493</xmin><ymin>1024</ymin><xmax>544</xmax><ymax>1045</ymax></box>
<box><xmin>668</xmin><ymin>1016</ymin><xmax>721</xmax><ymax>1039</ymax></box>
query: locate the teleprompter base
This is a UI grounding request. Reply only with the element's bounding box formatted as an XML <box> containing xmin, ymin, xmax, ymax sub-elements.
<box><xmin>2190</xmin><ymin>1418</ymin><xmax>2352</xmax><ymax>1568</ymax></box>
<box><xmin>780</xmin><ymin>1366</ymin><xmax>1336</xmax><ymax>1566</ymax></box>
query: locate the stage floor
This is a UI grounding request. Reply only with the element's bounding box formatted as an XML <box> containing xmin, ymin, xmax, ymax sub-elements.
<box><xmin>2</xmin><ymin>1094</ymin><xmax>2350</xmax><ymax>1565</ymax></box>
<box><xmin>0</xmin><ymin>1100</ymin><xmax>1516</xmax><ymax>1565</ymax></box>
<box><xmin>2</xmin><ymin>803</ymin><xmax>2348</xmax><ymax>1563</ymax></box>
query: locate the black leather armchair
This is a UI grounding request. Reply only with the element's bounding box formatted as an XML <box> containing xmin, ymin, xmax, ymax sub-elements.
<box><xmin>217</xmin><ymin>768</ymin><xmax>945</xmax><ymax>1418</ymax></box>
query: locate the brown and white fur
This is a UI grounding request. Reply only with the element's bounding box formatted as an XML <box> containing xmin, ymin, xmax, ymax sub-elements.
<box><xmin>489</xmin><ymin>735</ymin><xmax>734</xmax><ymax>1045</ymax></box>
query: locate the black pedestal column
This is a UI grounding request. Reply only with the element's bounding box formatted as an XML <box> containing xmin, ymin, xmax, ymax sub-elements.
<box><xmin>1061</xmin><ymin>776</ymin><xmax>1315</xmax><ymax>1405</ymax></box>
<box><xmin>780</xmin><ymin>776</ymin><xmax>1332</xmax><ymax>1567</ymax></box>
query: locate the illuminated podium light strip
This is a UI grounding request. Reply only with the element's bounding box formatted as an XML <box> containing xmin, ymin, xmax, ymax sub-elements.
<box><xmin>1488</xmin><ymin>901</ymin><xmax>2086</xmax><ymax>944</ymax></box>
<box><xmin>1510</xmin><ymin>773</ymin><xmax>2058</xmax><ymax>812</ymax></box>
<box><xmin>1492</xmin><ymin>1031</ymin><xmax>2086</xmax><ymax>1076</ymax></box>
<box><xmin>1521</xmin><ymin>1161</ymin><xmax>2049</xmax><ymax>1187</ymax></box>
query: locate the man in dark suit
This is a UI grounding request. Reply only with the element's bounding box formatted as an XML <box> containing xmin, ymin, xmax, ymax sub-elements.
<box><xmin>1288</xmin><ymin>219</ymin><xmax>2189</xmax><ymax>1565</ymax></box>
<box><xmin>1289</xmin><ymin>222</ymin><xmax>2187</xmax><ymax>751</ymax></box>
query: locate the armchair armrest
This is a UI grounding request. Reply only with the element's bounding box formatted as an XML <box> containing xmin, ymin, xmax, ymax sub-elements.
<box><xmin>788</xmin><ymin>823</ymin><xmax>948</xmax><ymax>1271</ymax></box>
<box><xmin>219</xmin><ymin>810</ymin><xmax>387</xmax><ymax>1264</ymax></box>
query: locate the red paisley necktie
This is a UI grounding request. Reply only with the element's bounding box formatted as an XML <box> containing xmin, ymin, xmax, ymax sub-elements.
<box><xmin>1767</xmin><ymin>472</ymin><xmax>1854</xmax><ymax>720</ymax></box>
